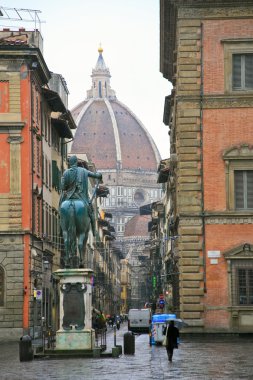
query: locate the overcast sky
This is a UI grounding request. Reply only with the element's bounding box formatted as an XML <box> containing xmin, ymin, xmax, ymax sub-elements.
<box><xmin>1</xmin><ymin>0</ymin><xmax>172</xmax><ymax>159</ymax></box>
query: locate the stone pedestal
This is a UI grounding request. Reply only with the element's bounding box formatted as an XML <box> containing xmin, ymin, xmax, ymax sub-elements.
<box><xmin>53</xmin><ymin>268</ymin><xmax>95</xmax><ymax>350</ymax></box>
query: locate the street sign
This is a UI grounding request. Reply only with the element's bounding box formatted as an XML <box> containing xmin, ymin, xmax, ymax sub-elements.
<box><xmin>159</xmin><ymin>299</ymin><xmax>165</xmax><ymax>306</ymax></box>
<box><xmin>35</xmin><ymin>289</ymin><xmax>42</xmax><ymax>300</ymax></box>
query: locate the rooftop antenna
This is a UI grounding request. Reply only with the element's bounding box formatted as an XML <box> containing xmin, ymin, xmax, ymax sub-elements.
<box><xmin>0</xmin><ymin>7</ymin><xmax>45</xmax><ymax>33</ymax></box>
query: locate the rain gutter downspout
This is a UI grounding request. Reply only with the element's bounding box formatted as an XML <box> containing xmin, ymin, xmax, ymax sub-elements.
<box><xmin>31</xmin><ymin>79</ymin><xmax>35</xmax><ymax>244</ymax></box>
<box><xmin>200</xmin><ymin>22</ymin><xmax>207</xmax><ymax>293</ymax></box>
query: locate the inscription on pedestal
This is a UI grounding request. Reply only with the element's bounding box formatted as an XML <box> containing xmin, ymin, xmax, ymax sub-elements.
<box><xmin>61</xmin><ymin>283</ymin><xmax>87</xmax><ymax>330</ymax></box>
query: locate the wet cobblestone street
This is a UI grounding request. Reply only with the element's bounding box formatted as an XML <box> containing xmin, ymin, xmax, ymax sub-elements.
<box><xmin>0</xmin><ymin>325</ymin><xmax>253</xmax><ymax>379</ymax></box>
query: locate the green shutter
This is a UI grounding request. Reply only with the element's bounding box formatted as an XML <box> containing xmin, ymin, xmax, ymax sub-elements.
<box><xmin>52</xmin><ymin>160</ymin><xmax>61</xmax><ymax>191</ymax></box>
<box><xmin>58</xmin><ymin>167</ymin><xmax>62</xmax><ymax>192</ymax></box>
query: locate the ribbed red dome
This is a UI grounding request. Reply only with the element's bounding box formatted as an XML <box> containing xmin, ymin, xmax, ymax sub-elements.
<box><xmin>71</xmin><ymin>98</ymin><xmax>160</xmax><ymax>170</ymax></box>
<box><xmin>124</xmin><ymin>215</ymin><xmax>150</xmax><ymax>237</ymax></box>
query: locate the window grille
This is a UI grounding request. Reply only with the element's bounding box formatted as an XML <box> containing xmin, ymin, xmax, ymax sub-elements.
<box><xmin>231</xmin><ymin>260</ymin><xmax>253</xmax><ymax>305</ymax></box>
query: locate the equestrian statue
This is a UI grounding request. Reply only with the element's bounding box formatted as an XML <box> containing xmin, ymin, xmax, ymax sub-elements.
<box><xmin>59</xmin><ymin>155</ymin><xmax>102</xmax><ymax>268</ymax></box>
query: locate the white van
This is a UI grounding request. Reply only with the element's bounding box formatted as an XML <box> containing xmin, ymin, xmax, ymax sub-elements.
<box><xmin>128</xmin><ymin>308</ymin><xmax>151</xmax><ymax>334</ymax></box>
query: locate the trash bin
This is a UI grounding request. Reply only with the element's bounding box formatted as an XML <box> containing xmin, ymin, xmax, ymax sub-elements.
<box><xmin>124</xmin><ymin>332</ymin><xmax>135</xmax><ymax>355</ymax></box>
<box><xmin>19</xmin><ymin>335</ymin><xmax>33</xmax><ymax>362</ymax></box>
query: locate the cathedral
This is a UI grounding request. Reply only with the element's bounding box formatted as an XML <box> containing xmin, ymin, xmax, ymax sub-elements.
<box><xmin>70</xmin><ymin>47</ymin><xmax>163</xmax><ymax>308</ymax></box>
<box><xmin>71</xmin><ymin>48</ymin><xmax>162</xmax><ymax>241</ymax></box>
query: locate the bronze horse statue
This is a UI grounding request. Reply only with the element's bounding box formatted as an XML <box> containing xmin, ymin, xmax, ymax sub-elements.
<box><xmin>60</xmin><ymin>199</ymin><xmax>91</xmax><ymax>268</ymax></box>
<box><xmin>59</xmin><ymin>156</ymin><xmax>102</xmax><ymax>268</ymax></box>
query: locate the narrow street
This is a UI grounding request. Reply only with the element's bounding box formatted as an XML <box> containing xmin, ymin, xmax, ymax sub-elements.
<box><xmin>0</xmin><ymin>323</ymin><xmax>253</xmax><ymax>379</ymax></box>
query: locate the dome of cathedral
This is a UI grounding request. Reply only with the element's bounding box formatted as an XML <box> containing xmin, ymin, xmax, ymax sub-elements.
<box><xmin>124</xmin><ymin>215</ymin><xmax>150</xmax><ymax>237</ymax></box>
<box><xmin>71</xmin><ymin>49</ymin><xmax>160</xmax><ymax>170</ymax></box>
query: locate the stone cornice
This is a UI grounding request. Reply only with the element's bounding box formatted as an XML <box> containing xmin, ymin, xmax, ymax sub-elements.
<box><xmin>175</xmin><ymin>95</ymin><xmax>253</xmax><ymax>108</ymax></box>
<box><xmin>0</xmin><ymin>122</ymin><xmax>25</xmax><ymax>134</ymax></box>
<box><xmin>203</xmin><ymin>95</ymin><xmax>253</xmax><ymax>109</ymax></box>
<box><xmin>178</xmin><ymin>5</ymin><xmax>253</xmax><ymax>19</ymax></box>
<box><xmin>179</xmin><ymin>212</ymin><xmax>253</xmax><ymax>225</ymax></box>
<box><xmin>205</xmin><ymin>216</ymin><xmax>253</xmax><ymax>225</ymax></box>
<box><xmin>174</xmin><ymin>0</ymin><xmax>253</xmax><ymax>4</ymax></box>
<box><xmin>0</xmin><ymin>47</ymin><xmax>50</xmax><ymax>85</ymax></box>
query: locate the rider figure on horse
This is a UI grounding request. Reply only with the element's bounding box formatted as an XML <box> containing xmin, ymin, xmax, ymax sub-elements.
<box><xmin>59</xmin><ymin>155</ymin><xmax>102</xmax><ymax>237</ymax></box>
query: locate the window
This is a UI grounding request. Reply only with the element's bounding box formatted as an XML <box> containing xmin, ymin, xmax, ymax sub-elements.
<box><xmin>233</xmin><ymin>54</ymin><xmax>253</xmax><ymax>90</ymax></box>
<box><xmin>224</xmin><ymin>244</ymin><xmax>253</xmax><ymax>307</ymax></box>
<box><xmin>99</xmin><ymin>81</ymin><xmax>102</xmax><ymax>98</ymax></box>
<box><xmin>52</xmin><ymin>160</ymin><xmax>61</xmax><ymax>191</ymax></box>
<box><xmin>237</xmin><ymin>268</ymin><xmax>253</xmax><ymax>305</ymax></box>
<box><xmin>234</xmin><ymin>170</ymin><xmax>253</xmax><ymax>209</ymax></box>
<box><xmin>117</xmin><ymin>186</ymin><xmax>123</xmax><ymax>196</ymax></box>
<box><xmin>223</xmin><ymin>144</ymin><xmax>253</xmax><ymax>210</ymax></box>
<box><xmin>223</xmin><ymin>39</ymin><xmax>253</xmax><ymax>93</ymax></box>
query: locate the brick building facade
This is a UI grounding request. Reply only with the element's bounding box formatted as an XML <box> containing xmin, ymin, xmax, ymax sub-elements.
<box><xmin>160</xmin><ymin>0</ymin><xmax>253</xmax><ymax>332</ymax></box>
<box><xmin>0</xmin><ymin>29</ymin><xmax>75</xmax><ymax>339</ymax></box>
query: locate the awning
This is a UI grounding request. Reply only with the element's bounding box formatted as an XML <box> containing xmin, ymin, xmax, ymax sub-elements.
<box><xmin>157</xmin><ymin>168</ymin><xmax>170</xmax><ymax>183</ymax></box>
<box><xmin>51</xmin><ymin>118</ymin><xmax>73</xmax><ymax>139</ymax></box>
<box><xmin>140</xmin><ymin>203</ymin><xmax>152</xmax><ymax>215</ymax></box>
<box><xmin>42</xmin><ymin>88</ymin><xmax>66</xmax><ymax>113</ymax></box>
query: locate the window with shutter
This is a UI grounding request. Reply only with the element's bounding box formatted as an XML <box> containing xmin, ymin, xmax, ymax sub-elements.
<box><xmin>223</xmin><ymin>40</ymin><xmax>253</xmax><ymax>93</ymax></box>
<box><xmin>232</xmin><ymin>54</ymin><xmax>253</xmax><ymax>90</ymax></box>
<box><xmin>223</xmin><ymin>145</ymin><xmax>253</xmax><ymax>210</ymax></box>
<box><xmin>52</xmin><ymin>160</ymin><xmax>59</xmax><ymax>191</ymax></box>
<box><xmin>234</xmin><ymin>170</ymin><xmax>253</xmax><ymax>209</ymax></box>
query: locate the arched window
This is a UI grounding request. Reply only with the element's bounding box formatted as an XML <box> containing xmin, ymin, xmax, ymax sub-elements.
<box><xmin>99</xmin><ymin>81</ymin><xmax>102</xmax><ymax>98</ymax></box>
<box><xmin>0</xmin><ymin>266</ymin><xmax>4</xmax><ymax>306</ymax></box>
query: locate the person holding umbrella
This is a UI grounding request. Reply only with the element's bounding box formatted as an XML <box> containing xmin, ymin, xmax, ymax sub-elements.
<box><xmin>165</xmin><ymin>320</ymin><xmax>179</xmax><ymax>362</ymax></box>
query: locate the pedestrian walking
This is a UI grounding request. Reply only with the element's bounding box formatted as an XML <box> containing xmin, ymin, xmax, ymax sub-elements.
<box><xmin>164</xmin><ymin>320</ymin><xmax>179</xmax><ymax>362</ymax></box>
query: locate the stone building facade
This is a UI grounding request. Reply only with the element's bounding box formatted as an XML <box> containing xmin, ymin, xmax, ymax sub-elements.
<box><xmin>160</xmin><ymin>0</ymin><xmax>253</xmax><ymax>332</ymax></box>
